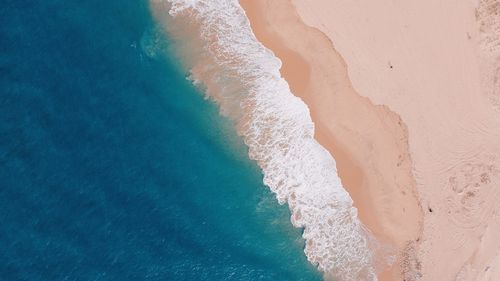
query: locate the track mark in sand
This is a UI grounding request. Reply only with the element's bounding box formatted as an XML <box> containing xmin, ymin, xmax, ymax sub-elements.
<box><xmin>400</xmin><ymin>241</ymin><xmax>422</xmax><ymax>281</ymax></box>
<box><xmin>445</xmin><ymin>155</ymin><xmax>500</xmax><ymax>229</ymax></box>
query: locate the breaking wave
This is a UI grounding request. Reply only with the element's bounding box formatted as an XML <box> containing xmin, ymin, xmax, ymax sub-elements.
<box><xmin>152</xmin><ymin>0</ymin><xmax>382</xmax><ymax>279</ymax></box>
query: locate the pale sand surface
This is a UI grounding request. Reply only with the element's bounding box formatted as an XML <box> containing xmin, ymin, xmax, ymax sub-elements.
<box><xmin>243</xmin><ymin>0</ymin><xmax>500</xmax><ymax>280</ymax></box>
<box><xmin>240</xmin><ymin>1</ymin><xmax>423</xmax><ymax>280</ymax></box>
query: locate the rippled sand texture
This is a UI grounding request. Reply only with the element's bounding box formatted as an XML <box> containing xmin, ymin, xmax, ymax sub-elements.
<box><xmin>287</xmin><ymin>0</ymin><xmax>500</xmax><ymax>280</ymax></box>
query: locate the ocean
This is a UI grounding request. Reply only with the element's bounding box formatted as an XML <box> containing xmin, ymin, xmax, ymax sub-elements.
<box><xmin>0</xmin><ymin>0</ymin><xmax>322</xmax><ymax>280</ymax></box>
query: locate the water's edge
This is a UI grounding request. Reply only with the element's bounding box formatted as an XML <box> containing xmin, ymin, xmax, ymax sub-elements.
<box><xmin>150</xmin><ymin>0</ymin><xmax>379</xmax><ymax>279</ymax></box>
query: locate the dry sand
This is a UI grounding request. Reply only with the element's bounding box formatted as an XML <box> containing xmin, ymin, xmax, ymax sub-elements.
<box><xmin>241</xmin><ymin>0</ymin><xmax>500</xmax><ymax>280</ymax></box>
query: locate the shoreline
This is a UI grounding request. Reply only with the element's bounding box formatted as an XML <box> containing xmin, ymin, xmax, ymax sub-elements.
<box><xmin>151</xmin><ymin>1</ymin><xmax>382</xmax><ymax>279</ymax></box>
<box><xmin>241</xmin><ymin>0</ymin><xmax>500</xmax><ymax>280</ymax></box>
<box><xmin>240</xmin><ymin>1</ymin><xmax>423</xmax><ymax>280</ymax></box>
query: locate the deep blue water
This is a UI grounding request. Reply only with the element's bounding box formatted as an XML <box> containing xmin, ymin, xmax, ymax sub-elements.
<box><xmin>0</xmin><ymin>1</ymin><xmax>322</xmax><ymax>280</ymax></box>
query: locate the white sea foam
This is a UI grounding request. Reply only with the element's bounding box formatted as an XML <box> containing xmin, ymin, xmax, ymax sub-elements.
<box><xmin>154</xmin><ymin>0</ymin><xmax>380</xmax><ymax>279</ymax></box>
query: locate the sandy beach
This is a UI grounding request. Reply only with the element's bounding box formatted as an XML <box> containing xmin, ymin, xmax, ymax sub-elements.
<box><xmin>241</xmin><ymin>0</ymin><xmax>500</xmax><ymax>280</ymax></box>
<box><xmin>150</xmin><ymin>0</ymin><xmax>500</xmax><ymax>279</ymax></box>
<box><xmin>7</xmin><ymin>0</ymin><xmax>500</xmax><ymax>280</ymax></box>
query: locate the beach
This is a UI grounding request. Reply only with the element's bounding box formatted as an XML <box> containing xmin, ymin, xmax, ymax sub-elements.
<box><xmin>241</xmin><ymin>0</ymin><xmax>500</xmax><ymax>280</ymax></box>
<box><xmin>6</xmin><ymin>0</ymin><xmax>499</xmax><ymax>279</ymax></box>
<box><xmin>147</xmin><ymin>0</ymin><xmax>500</xmax><ymax>279</ymax></box>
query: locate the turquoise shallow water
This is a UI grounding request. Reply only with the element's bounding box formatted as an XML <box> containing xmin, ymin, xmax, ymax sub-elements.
<box><xmin>0</xmin><ymin>0</ymin><xmax>322</xmax><ymax>280</ymax></box>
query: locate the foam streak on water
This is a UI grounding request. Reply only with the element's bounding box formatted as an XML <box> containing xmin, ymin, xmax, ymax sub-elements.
<box><xmin>155</xmin><ymin>0</ymin><xmax>378</xmax><ymax>279</ymax></box>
